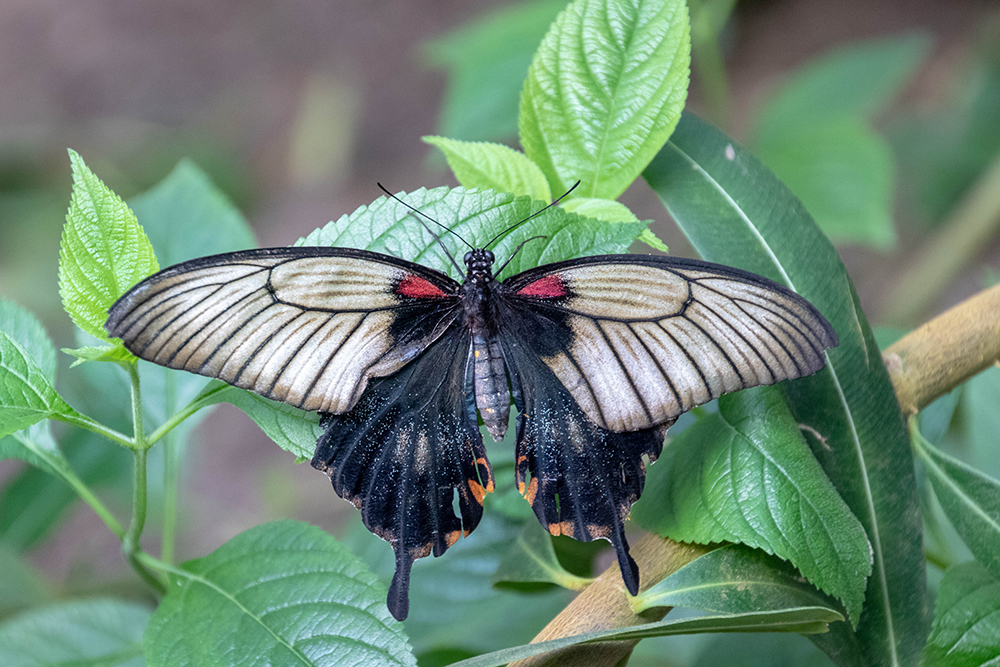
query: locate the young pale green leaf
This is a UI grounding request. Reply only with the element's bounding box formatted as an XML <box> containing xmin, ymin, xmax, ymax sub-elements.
<box><xmin>129</xmin><ymin>159</ymin><xmax>256</xmax><ymax>267</ymax></box>
<box><xmin>634</xmin><ymin>544</ymin><xmax>844</xmax><ymax>618</ymax></box>
<box><xmin>754</xmin><ymin>33</ymin><xmax>931</xmax><ymax>145</ymax></box>
<box><xmin>924</xmin><ymin>562</ymin><xmax>1000</xmax><ymax>667</ymax></box>
<box><xmin>755</xmin><ymin>118</ymin><xmax>896</xmax><ymax>249</ymax></box>
<box><xmin>0</xmin><ymin>331</ymin><xmax>74</xmax><ymax>441</ymax></box>
<box><xmin>448</xmin><ymin>608</ymin><xmax>842</xmax><ymax>667</ymax></box>
<box><xmin>62</xmin><ymin>344</ymin><xmax>134</xmax><ymax>368</ymax></box>
<box><xmin>59</xmin><ymin>150</ymin><xmax>159</xmax><ymax>344</ymax></box>
<box><xmin>520</xmin><ymin>0</ymin><xmax>690</xmax><ymax>199</ymax></box>
<box><xmin>143</xmin><ymin>521</ymin><xmax>416</xmax><ymax>667</ymax></box>
<box><xmin>423</xmin><ymin>136</ymin><xmax>552</xmax><ymax>201</ymax></box>
<box><xmin>633</xmin><ymin>386</ymin><xmax>871</xmax><ymax>625</ymax></box>
<box><xmin>493</xmin><ymin>522</ymin><xmax>593</xmax><ymax>590</ymax></box>
<box><xmin>423</xmin><ymin>0</ymin><xmax>567</xmax><ymax>142</ymax></box>
<box><xmin>559</xmin><ymin>197</ymin><xmax>669</xmax><ymax>251</ymax></box>
<box><xmin>913</xmin><ymin>427</ymin><xmax>1000</xmax><ymax>580</ymax></box>
<box><xmin>297</xmin><ymin>186</ymin><xmax>645</xmax><ymax>281</ymax></box>
<box><xmin>0</xmin><ymin>597</ymin><xmax>150</xmax><ymax>667</ymax></box>
<box><xmin>194</xmin><ymin>382</ymin><xmax>321</xmax><ymax>460</ymax></box>
<box><xmin>644</xmin><ymin>112</ymin><xmax>926</xmax><ymax>666</ymax></box>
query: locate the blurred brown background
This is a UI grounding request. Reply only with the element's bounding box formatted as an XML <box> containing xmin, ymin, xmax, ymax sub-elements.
<box><xmin>1</xmin><ymin>0</ymin><xmax>998</xmax><ymax>596</ymax></box>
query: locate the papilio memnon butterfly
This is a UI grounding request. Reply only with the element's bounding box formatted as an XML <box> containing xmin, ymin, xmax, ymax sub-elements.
<box><xmin>105</xmin><ymin>192</ymin><xmax>837</xmax><ymax>621</ymax></box>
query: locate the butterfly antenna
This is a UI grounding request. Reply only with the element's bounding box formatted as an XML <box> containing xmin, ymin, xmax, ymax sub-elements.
<box><xmin>492</xmin><ymin>235</ymin><xmax>547</xmax><ymax>279</ymax></box>
<box><xmin>377</xmin><ymin>183</ymin><xmax>468</xmax><ymax>275</ymax></box>
<box><xmin>484</xmin><ymin>180</ymin><xmax>581</xmax><ymax>250</ymax></box>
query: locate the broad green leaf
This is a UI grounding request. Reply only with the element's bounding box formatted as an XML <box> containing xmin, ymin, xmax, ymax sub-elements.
<box><xmin>754</xmin><ymin>33</ymin><xmax>932</xmax><ymax>145</ymax></box>
<box><xmin>493</xmin><ymin>521</ymin><xmax>593</xmax><ymax>590</ymax></box>
<box><xmin>924</xmin><ymin>562</ymin><xmax>1000</xmax><ymax>667</ymax></box>
<box><xmin>913</xmin><ymin>427</ymin><xmax>1000</xmax><ymax>580</ymax></box>
<box><xmin>0</xmin><ymin>299</ymin><xmax>56</xmax><ymax>381</ymax></box>
<box><xmin>129</xmin><ymin>159</ymin><xmax>256</xmax><ymax>266</ymax></box>
<box><xmin>755</xmin><ymin>118</ymin><xmax>896</xmax><ymax>249</ymax></box>
<box><xmin>449</xmin><ymin>608</ymin><xmax>842</xmax><ymax>667</ymax></box>
<box><xmin>520</xmin><ymin>0</ymin><xmax>691</xmax><ymax>199</ymax></box>
<box><xmin>0</xmin><ymin>597</ymin><xmax>150</xmax><ymax>667</ymax></box>
<box><xmin>644</xmin><ymin>112</ymin><xmax>926</xmax><ymax>666</ymax></box>
<box><xmin>423</xmin><ymin>0</ymin><xmax>567</xmax><ymax>142</ymax></box>
<box><xmin>634</xmin><ymin>387</ymin><xmax>871</xmax><ymax>624</ymax></box>
<box><xmin>143</xmin><ymin>521</ymin><xmax>415</xmax><ymax>667</ymax></box>
<box><xmin>59</xmin><ymin>150</ymin><xmax>158</xmax><ymax>344</ymax></box>
<box><xmin>195</xmin><ymin>382</ymin><xmax>321</xmax><ymax>460</ymax></box>
<box><xmin>297</xmin><ymin>186</ymin><xmax>645</xmax><ymax>281</ymax></box>
<box><xmin>634</xmin><ymin>544</ymin><xmax>843</xmax><ymax>617</ymax></box>
<box><xmin>0</xmin><ymin>331</ymin><xmax>74</xmax><ymax>441</ymax></box>
<box><xmin>0</xmin><ymin>548</ymin><xmax>53</xmax><ymax>618</ymax></box>
<box><xmin>560</xmin><ymin>197</ymin><xmax>669</xmax><ymax>251</ymax></box>
<box><xmin>423</xmin><ymin>136</ymin><xmax>551</xmax><ymax>201</ymax></box>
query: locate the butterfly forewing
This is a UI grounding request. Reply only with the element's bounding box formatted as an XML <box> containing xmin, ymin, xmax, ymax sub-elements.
<box><xmin>503</xmin><ymin>255</ymin><xmax>838</xmax><ymax>433</ymax></box>
<box><xmin>106</xmin><ymin>247</ymin><xmax>461</xmax><ymax>414</ymax></box>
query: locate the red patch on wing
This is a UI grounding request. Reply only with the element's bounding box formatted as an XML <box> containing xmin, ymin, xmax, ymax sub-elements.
<box><xmin>397</xmin><ymin>274</ymin><xmax>448</xmax><ymax>299</ymax></box>
<box><xmin>516</xmin><ymin>275</ymin><xmax>568</xmax><ymax>298</ymax></box>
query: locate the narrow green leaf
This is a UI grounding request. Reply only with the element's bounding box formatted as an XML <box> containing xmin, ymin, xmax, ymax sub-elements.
<box><xmin>0</xmin><ymin>330</ymin><xmax>73</xmax><ymax>441</ymax></box>
<box><xmin>143</xmin><ymin>521</ymin><xmax>416</xmax><ymax>667</ymax></box>
<box><xmin>59</xmin><ymin>150</ymin><xmax>159</xmax><ymax>344</ymax></box>
<box><xmin>755</xmin><ymin>118</ymin><xmax>896</xmax><ymax>249</ymax></box>
<box><xmin>913</xmin><ymin>425</ymin><xmax>1000</xmax><ymax>580</ymax></box>
<box><xmin>449</xmin><ymin>608</ymin><xmax>842</xmax><ymax>667</ymax></box>
<box><xmin>924</xmin><ymin>562</ymin><xmax>1000</xmax><ymax>667</ymax></box>
<box><xmin>644</xmin><ymin>112</ymin><xmax>926</xmax><ymax>665</ymax></box>
<box><xmin>423</xmin><ymin>136</ymin><xmax>551</xmax><ymax>201</ymax></box>
<box><xmin>493</xmin><ymin>522</ymin><xmax>593</xmax><ymax>590</ymax></box>
<box><xmin>196</xmin><ymin>382</ymin><xmax>321</xmax><ymax>460</ymax></box>
<box><xmin>520</xmin><ymin>0</ymin><xmax>691</xmax><ymax>199</ymax></box>
<box><xmin>62</xmin><ymin>344</ymin><xmax>134</xmax><ymax>367</ymax></box>
<box><xmin>0</xmin><ymin>597</ymin><xmax>150</xmax><ymax>667</ymax></box>
<box><xmin>634</xmin><ymin>544</ymin><xmax>843</xmax><ymax>617</ymax></box>
<box><xmin>754</xmin><ymin>33</ymin><xmax>932</xmax><ymax>145</ymax></box>
<box><xmin>634</xmin><ymin>387</ymin><xmax>872</xmax><ymax>624</ymax></box>
<box><xmin>560</xmin><ymin>197</ymin><xmax>669</xmax><ymax>251</ymax></box>
<box><xmin>423</xmin><ymin>0</ymin><xmax>567</xmax><ymax>142</ymax></box>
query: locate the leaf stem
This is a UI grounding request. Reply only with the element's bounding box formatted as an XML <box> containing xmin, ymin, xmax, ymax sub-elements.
<box><xmin>51</xmin><ymin>411</ymin><xmax>134</xmax><ymax>449</ymax></box>
<box><xmin>146</xmin><ymin>387</ymin><xmax>223</xmax><ymax>447</ymax></box>
<box><xmin>161</xmin><ymin>371</ymin><xmax>179</xmax><ymax>565</ymax></box>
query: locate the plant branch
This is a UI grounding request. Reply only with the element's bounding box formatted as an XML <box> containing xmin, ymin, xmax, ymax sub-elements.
<box><xmin>881</xmin><ymin>150</ymin><xmax>1000</xmax><ymax>326</ymax></box>
<box><xmin>509</xmin><ymin>536</ymin><xmax>709</xmax><ymax>667</ymax></box>
<box><xmin>883</xmin><ymin>282</ymin><xmax>1000</xmax><ymax>415</ymax></box>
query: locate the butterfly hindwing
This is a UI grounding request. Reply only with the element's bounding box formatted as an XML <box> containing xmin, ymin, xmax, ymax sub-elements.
<box><xmin>311</xmin><ymin>326</ymin><xmax>493</xmax><ymax>621</ymax></box>
<box><xmin>106</xmin><ymin>247</ymin><xmax>461</xmax><ymax>414</ymax></box>
<box><xmin>503</xmin><ymin>254</ymin><xmax>838</xmax><ymax>433</ymax></box>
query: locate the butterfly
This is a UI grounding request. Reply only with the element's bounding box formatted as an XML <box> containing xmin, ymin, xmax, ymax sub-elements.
<box><xmin>105</xmin><ymin>189</ymin><xmax>838</xmax><ymax>621</ymax></box>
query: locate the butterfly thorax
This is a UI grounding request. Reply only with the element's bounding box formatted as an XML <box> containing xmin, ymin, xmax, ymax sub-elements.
<box><xmin>460</xmin><ymin>248</ymin><xmax>511</xmax><ymax>441</ymax></box>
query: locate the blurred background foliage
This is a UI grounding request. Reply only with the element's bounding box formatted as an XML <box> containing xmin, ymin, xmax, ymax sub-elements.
<box><xmin>1</xmin><ymin>1</ymin><xmax>999</xmax><ymax>665</ymax></box>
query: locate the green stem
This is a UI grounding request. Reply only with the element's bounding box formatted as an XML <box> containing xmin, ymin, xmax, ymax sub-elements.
<box><xmin>161</xmin><ymin>372</ymin><xmax>179</xmax><ymax>566</ymax></box>
<box><xmin>146</xmin><ymin>386</ymin><xmax>225</xmax><ymax>447</ymax></box>
<box><xmin>51</xmin><ymin>411</ymin><xmax>134</xmax><ymax>449</ymax></box>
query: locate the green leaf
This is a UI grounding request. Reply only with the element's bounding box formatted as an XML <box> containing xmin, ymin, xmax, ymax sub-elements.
<box><xmin>559</xmin><ymin>197</ymin><xmax>670</xmax><ymax>251</ymax></box>
<box><xmin>0</xmin><ymin>330</ymin><xmax>74</xmax><ymax>442</ymax></box>
<box><xmin>913</xmin><ymin>426</ymin><xmax>1000</xmax><ymax>580</ymax></box>
<box><xmin>423</xmin><ymin>0</ymin><xmax>567</xmax><ymax>142</ymax></box>
<box><xmin>448</xmin><ymin>608</ymin><xmax>842</xmax><ymax>667</ymax></box>
<box><xmin>0</xmin><ymin>548</ymin><xmax>53</xmax><ymax>618</ymax></box>
<box><xmin>62</xmin><ymin>344</ymin><xmax>134</xmax><ymax>367</ymax></box>
<box><xmin>493</xmin><ymin>522</ymin><xmax>593</xmax><ymax>590</ymax></box>
<box><xmin>520</xmin><ymin>0</ymin><xmax>691</xmax><ymax>199</ymax></box>
<box><xmin>755</xmin><ymin>118</ymin><xmax>896</xmax><ymax>249</ymax></box>
<box><xmin>297</xmin><ymin>186</ymin><xmax>644</xmax><ymax>281</ymax></box>
<box><xmin>0</xmin><ymin>597</ymin><xmax>150</xmax><ymax>666</ymax></box>
<box><xmin>956</xmin><ymin>366</ymin><xmax>1000</xmax><ymax>480</ymax></box>
<box><xmin>644</xmin><ymin>112</ymin><xmax>926</xmax><ymax>666</ymax></box>
<box><xmin>143</xmin><ymin>521</ymin><xmax>416</xmax><ymax>667</ymax></box>
<box><xmin>754</xmin><ymin>33</ymin><xmax>932</xmax><ymax>145</ymax></box>
<box><xmin>0</xmin><ymin>298</ymin><xmax>56</xmax><ymax>381</ymax></box>
<box><xmin>634</xmin><ymin>544</ymin><xmax>844</xmax><ymax>617</ymax></box>
<box><xmin>423</xmin><ymin>136</ymin><xmax>551</xmax><ymax>201</ymax></box>
<box><xmin>924</xmin><ymin>562</ymin><xmax>1000</xmax><ymax>667</ymax></box>
<box><xmin>129</xmin><ymin>159</ymin><xmax>256</xmax><ymax>266</ymax></box>
<box><xmin>59</xmin><ymin>150</ymin><xmax>159</xmax><ymax>345</ymax></box>
<box><xmin>195</xmin><ymin>382</ymin><xmax>321</xmax><ymax>460</ymax></box>
<box><xmin>634</xmin><ymin>387</ymin><xmax>872</xmax><ymax>625</ymax></box>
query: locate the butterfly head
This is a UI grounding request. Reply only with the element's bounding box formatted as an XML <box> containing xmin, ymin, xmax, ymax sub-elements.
<box><xmin>463</xmin><ymin>249</ymin><xmax>495</xmax><ymax>285</ymax></box>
